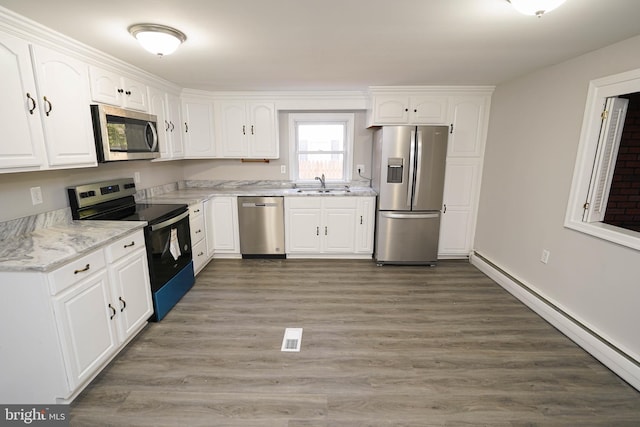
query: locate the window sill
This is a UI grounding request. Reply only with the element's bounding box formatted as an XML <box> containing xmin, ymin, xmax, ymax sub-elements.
<box><xmin>564</xmin><ymin>219</ymin><xmax>640</xmax><ymax>251</ymax></box>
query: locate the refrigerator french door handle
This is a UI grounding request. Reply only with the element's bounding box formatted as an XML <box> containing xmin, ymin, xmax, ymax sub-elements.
<box><xmin>407</xmin><ymin>130</ymin><xmax>416</xmax><ymax>208</ymax></box>
<box><xmin>380</xmin><ymin>212</ymin><xmax>439</xmax><ymax>219</ymax></box>
<box><xmin>413</xmin><ymin>130</ymin><xmax>423</xmax><ymax>207</ymax></box>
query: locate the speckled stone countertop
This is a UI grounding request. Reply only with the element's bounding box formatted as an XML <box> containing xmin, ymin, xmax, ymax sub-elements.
<box><xmin>140</xmin><ymin>180</ymin><xmax>377</xmax><ymax>205</ymax></box>
<box><xmin>0</xmin><ymin>208</ymin><xmax>146</xmax><ymax>273</ymax></box>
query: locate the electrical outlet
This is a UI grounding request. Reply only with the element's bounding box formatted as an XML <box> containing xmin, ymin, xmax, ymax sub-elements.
<box><xmin>30</xmin><ymin>187</ymin><xmax>43</xmax><ymax>205</ymax></box>
<box><xmin>134</xmin><ymin>172</ymin><xmax>141</xmax><ymax>184</ymax></box>
<box><xmin>540</xmin><ymin>249</ymin><xmax>550</xmax><ymax>264</ymax></box>
<box><xmin>357</xmin><ymin>164</ymin><xmax>365</xmax><ymax>175</ymax></box>
<box><xmin>280</xmin><ymin>165</ymin><xmax>286</xmax><ymax>174</ymax></box>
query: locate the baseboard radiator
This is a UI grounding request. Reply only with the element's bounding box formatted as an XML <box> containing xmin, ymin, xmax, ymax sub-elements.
<box><xmin>470</xmin><ymin>251</ymin><xmax>640</xmax><ymax>392</ymax></box>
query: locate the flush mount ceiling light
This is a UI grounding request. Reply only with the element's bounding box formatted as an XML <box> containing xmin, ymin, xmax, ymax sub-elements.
<box><xmin>507</xmin><ymin>0</ymin><xmax>567</xmax><ymax>17</ymax></box>
<box><xmin>128</xmin><ymin>24</ymin><xmax>187</xmax><ymax>56</ymax></box>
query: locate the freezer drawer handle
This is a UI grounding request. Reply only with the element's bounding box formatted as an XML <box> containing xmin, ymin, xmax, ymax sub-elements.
<box><xmin>381</xmin><ymin>212</ymin><xmax>439</xmax><ymax>220</ymax></box>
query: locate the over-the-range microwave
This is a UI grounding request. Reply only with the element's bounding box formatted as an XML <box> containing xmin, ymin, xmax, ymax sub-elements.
<box><xmin>91</xmin><ymin>104</ymin><xmax>159</xmax><ymax>162</ymax></box>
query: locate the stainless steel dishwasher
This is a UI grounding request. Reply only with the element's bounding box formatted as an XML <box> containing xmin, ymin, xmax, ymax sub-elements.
<box><xmin>237</xmin><ymin>196</ymin><xmax>285</xmax><ymax>258</ymax></box>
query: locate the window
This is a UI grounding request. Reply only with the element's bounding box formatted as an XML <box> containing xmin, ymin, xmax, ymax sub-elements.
<box><xmin>565</xmin><ymin>69</ymin><xmax>640</xmax><ymax>250</ymax></box>
<box><xmin>288</xmin><ymin>113</ymin><xmax>354</xmax><ymax>183</ymax></box>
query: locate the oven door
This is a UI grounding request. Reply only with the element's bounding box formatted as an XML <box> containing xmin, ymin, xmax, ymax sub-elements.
<box><xmin>146</xmin><ymin>210</ymin><xmax>192</xmax><ymax>292</ymax></box>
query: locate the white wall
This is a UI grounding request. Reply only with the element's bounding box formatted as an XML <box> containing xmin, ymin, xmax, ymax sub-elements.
<box><xmin>475</xmin><ymin>35</ymin><xmax>640</xmax><ymax>362</ymax></box>
<box><xmin>182</xmin><ymin>111</ymin><xmax>373</xmax><ymax>182</ymax></box>
<box><xmin>0</xmin><ymin>161</ymin><xmax>184</xmax><ymax>222</ymax></box>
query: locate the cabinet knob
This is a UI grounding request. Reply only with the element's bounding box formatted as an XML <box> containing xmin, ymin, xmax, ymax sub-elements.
<box><xmin>117</xmin><ymin>88</ymin><xmax>124</xmax><ymax>94</ymax></box>
<box><xmin>125</xmin><ymin>90</ymin><xmax>131</xmax><ymax>96</ymax></box>
<box><xmin>404</xmin><ymin>108</ymin><xmax>409</xmax><ymax>112</ymax></box>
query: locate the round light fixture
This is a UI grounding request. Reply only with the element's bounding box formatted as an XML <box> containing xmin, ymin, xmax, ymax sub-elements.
<box><xmin>507</xmin><ymin>0</ymin><xmax>567</xmax><ymax>17</ymax></box>
<box><xmin>128</xmin><ymin>24</ymin><xmax>187</xmax><ymax>56</ymax></box>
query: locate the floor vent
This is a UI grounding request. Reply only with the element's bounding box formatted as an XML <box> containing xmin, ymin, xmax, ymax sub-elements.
<box><xmin>281</xmin><ymin>328</ymin><xmax>303</xmax><ymax>352</ymax></box>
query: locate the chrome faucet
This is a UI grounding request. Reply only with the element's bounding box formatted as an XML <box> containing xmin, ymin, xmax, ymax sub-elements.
<box><xmin>315</xmin><ymin>173</ymin><xmax>326</xmax><ymax>190</ymax></box>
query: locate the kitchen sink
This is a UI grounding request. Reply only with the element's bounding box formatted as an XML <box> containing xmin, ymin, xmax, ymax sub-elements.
<box><xmin>296</xmin><ymin>187</ymin><xmax>351</xmax><ymax>194</ymax></box>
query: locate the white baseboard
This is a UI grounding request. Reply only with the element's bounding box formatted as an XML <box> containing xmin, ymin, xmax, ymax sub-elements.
<box><xmin>470</xmin><ymin>252</ymin><xmax>640</xmax><ymax>392</ymax></box>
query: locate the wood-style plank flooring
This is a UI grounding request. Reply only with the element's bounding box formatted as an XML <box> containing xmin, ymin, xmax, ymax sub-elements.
<box><xmin>71</xmin><ymin>259</ymin><xmax>640</xmax><ymax>426</ymax></box>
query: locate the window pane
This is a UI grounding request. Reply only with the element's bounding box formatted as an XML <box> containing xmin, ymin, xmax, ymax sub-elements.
<box><xmin>298</xmin><ymin>124</ymin><xmax>344</xmax><ymax>151</ymax></box>
<box><xmin>298</xmin><ymin>153</ymin><xmax>344</xmax><ymax>180</ymax></box>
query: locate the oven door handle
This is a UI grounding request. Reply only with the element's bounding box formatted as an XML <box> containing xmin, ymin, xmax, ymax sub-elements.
<box><xmin>150</xmin><ymin>210</ymin><xmax>189</xmax><ymax>231</ymax></box>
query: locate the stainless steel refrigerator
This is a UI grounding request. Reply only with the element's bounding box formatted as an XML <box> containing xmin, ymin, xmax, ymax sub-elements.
<box><xmin>372</xmin><ymin>125</ymin><xmax>448</xmax><ymax>265</ymax></box>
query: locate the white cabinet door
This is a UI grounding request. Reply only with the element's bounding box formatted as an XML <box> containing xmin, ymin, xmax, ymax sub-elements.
<box><xmin>209</xmin><ymin>197</ymin><xmax>240</xmax><ymax>254</ymax></box>
<box><xmin>447</xmin><ymin>95</ymin><xmax>488</xmax><ymax>157</ymax></box>
<box><xmin>32</xmin><ymin>45</ymin><xmax>97</xmax><ymax>168</ymax></box>
<box><xmin>322</xmin><ymin>207</ymin><xmax>357</xmax><ymax>253</ymax></box>
<box><xmin>218</xmin><ymin>101</ymin><xmax>248</xmax><ymax>157</ymax></box>
<box><xmin>89</xmin><ymin>66</ymin><xmax>148</xmax><ymax>111</ymax></box>
<box><xmin>371</xmin><ymin>95</ymin><xmax>448</xmax><ymax>125</ymax></box>
<box><xmin>0</xmin><ymin>33</ymin><xmax>46</xmax><ymax>171</ymax></box>
<box><xmin>217</xmin><ymin>101</ymin><xmax>278</xmax><ymax>158</ymax></box>
<box><xmin>410</xmin><ymin>95</ymin><xmax>448</xmax><ymax>124</ymax></box>
<box><xmin>372</xmin><ymin>95</ymin><xmax>410</xmax><ymax>124</ymax></box>
<box><xmin>148</xmin><ymin>86</ymin><xmax>171</xmax><ymax>159</ymax></box>
<box><xmin>166</xmin><ymin>93</ymin><xmax>185</xmax><ymax>157</ymax></box>
<box><xmin>183</xmin><ymin>99</ymin><xmax>216</xmax><ymax>157</ymax></box>
<box><xmin>438</xmin><ymin>159</ymin><xmax>481</xmax><ymax>257</ymax></box>
<box><xmin>356</xmin><ymin>197</ymin><xmax>376</xmax><ymax>253</ymax></box>
<box><xmin>248</xmin><ymin>102</ymin><xmax>278</xmax><ymax>158</ymax></box>
<box><xmin>53</xmin><ymin>269</ymin><xmax>118</xmax><ymax>390</ymax></box>
<box><xmin>204</xmin><ymin>198</ymin><xmax>216</xmax><ymax>258</ymax></box>
<box><xmin>108</xmin><ymin>248</ymin><xmax>153</xmax><ymax>341</ymax></box>
<box><xmin>287</xmin><ymin>207</ymin><xmax>322</xmax><ymax>253</ymax></box>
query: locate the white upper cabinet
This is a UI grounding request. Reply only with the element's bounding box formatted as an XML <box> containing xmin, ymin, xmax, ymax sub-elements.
<box><xmin>369</xmin><ymin>94</ymin><xmax>448</xmax><ymax>125</ymax></box>
<box><xmin>148</xmin><ymin>86</ymin><xmax>184</xmax><ymax>160</ymax></box>
<box><xmin>89</xmin><ymin>65</ymin><xmax>148</xmax><ymax>111</ymax></box>
<box><xmin>447</xmin><ymin>95</ymin><xmax>490</xmax><ymax>157</ymax></box>
<box><xmin>216</xmin><ymin>101</ymin><xmax>278</xmax><ymax>158</ymax></box>
<box><xmin>30</xmin><ymin>45</ymin><xmax>97</xmax><ymax>168</ymax></box>
<box><xmin>0</xmin><ymin>32</ymin><xmax>46</xmax><ymax>171</ymax></box>
<box><xmin>182</xmin><ymin>97</ymin><xmax>216</xmax><ymax>158</ymax></box>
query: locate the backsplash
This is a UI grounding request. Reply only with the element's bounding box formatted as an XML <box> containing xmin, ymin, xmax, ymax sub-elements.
<box><xmin>0</xmin><ymin>207</ymin><xmax>71</xmax><ymax>241</ymax></box>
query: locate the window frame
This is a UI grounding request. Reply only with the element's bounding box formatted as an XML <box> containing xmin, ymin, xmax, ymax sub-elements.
<box><xmin>288</xmin><ymin>112</ymin><xmax>355</xmax><ymax>184</ymax></box>
<box><xmin>565</xmin><ymin>68</ymin><xmax>640</xmax><ymax>251</ymax></box>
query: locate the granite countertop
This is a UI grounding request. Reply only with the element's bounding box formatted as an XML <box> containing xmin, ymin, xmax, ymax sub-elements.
<box><xmin>0</xmin><ymin>220</ymin><xmax>147</xmax><ymax>273</ymax></box>
<box><xmin>142</xmin><ymin>185</ymin><xmax>377</xmax><ymax>205</ymax></box>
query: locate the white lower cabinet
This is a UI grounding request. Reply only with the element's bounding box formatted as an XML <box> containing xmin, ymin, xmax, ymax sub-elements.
<box><xmin>189</xmin><ymin>202</ymin><xmax>211</xmax><ymax>273</ymax></box>
<box><xmin>207</xmin><ymin>196</ymin><xmax>240</xmax><ymax>257</ymax></box>
<box><xmin>0</xmin><ymin>229</ymin><xmax>152</xmax><ymax>404</ymax></box>
<box><xmin>285</xmin><ymin>196</ymin><xmax>374</xmax><ymax>258</ymax></box>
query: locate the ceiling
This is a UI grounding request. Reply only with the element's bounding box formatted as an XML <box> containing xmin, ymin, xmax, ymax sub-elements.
<box><xmin>1</xmin><ymin>0</ymin><xmax>640</xmax><ymax>92</ymax></box>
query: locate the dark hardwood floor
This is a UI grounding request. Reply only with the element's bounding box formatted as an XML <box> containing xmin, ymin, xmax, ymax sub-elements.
<box><xmin>70</xmin><ymin>259</ymin><xmax>640</xmax><ymax>426</ymax></box>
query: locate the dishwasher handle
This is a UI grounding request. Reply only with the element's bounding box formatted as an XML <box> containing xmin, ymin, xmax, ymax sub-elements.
<box><xmin>241</xmin><ymin>202</ymin><xmax>279</xmax><ymax>208</ymax></box>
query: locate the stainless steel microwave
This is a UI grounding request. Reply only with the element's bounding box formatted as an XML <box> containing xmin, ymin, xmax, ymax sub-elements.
<box><xmin>91</xmin><ymin>104</ymin><xmax>159</xmax><ymax>162</ymax></box>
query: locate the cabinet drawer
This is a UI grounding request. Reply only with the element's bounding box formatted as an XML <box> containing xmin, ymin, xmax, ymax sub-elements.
<box><xmin>193</xmin><ymin>239</ymin><xmax>208</xmax><ymax>274</ymax></box>
<box><xmin>49</xmin><ymin>250</ymin><xmax>106</xmax><ymax>295</ymax></box>
<box><xmin>189</xmin><ymin>203</ymin><xmax>203</xmax><ymax>218</ymax></box>
<box><xmin>190</xmin><ymin>214</ymin><xmax>205</xmax><ymax>244</ymax></box>
<box><xmin>106</xmin><ymin>230</ymin><xmax>146</xmax><ymax>262</ymax></box>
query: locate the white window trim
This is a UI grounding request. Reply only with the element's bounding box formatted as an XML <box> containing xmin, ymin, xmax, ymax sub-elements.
<box><xmin>288</xmin><ymin>112</ymin><xmax>355</xmax><ymax>183</ymax></box>
<box><xmin>565</xmin><ymin>68</ymin><xmax>640</xmax><ymax>251</ymax></box>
